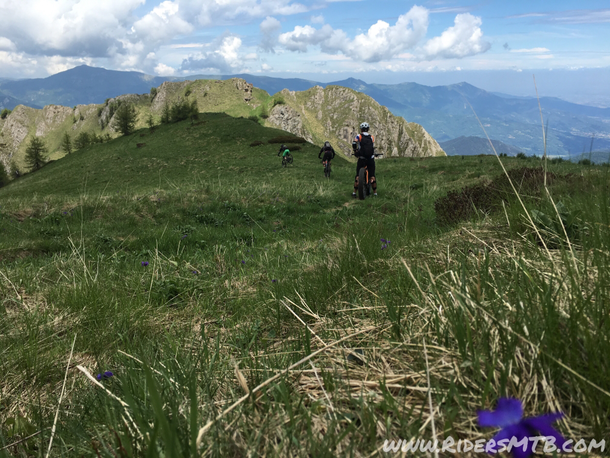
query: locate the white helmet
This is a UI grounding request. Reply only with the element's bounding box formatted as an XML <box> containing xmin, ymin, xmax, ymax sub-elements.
<box><xmin>360</xmin><ymin>122</ymin><xmax>369</xmax><ymax>131</ymax></box>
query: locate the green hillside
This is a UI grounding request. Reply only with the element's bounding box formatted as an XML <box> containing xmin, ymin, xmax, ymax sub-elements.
<box><xmin>0</xmin><ymin>77</ymin><xmax>444</xmax><ymax>175</ymax></box>
<box><xmin>1</xmin><ymin>114</ymin><xmax>610</xmax><ymax>456</ymax></box>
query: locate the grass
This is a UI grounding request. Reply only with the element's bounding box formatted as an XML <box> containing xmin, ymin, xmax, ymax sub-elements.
<box><xmin>1</xmin><ymin>113</ymin><xmax>609</xmax><ymax>457</ymax></box>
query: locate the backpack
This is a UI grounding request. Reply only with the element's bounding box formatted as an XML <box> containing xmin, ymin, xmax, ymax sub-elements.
<box><xmin>359</xmin><ymin>134</ymin><xmax>374</xmax><ymax>157</ymax></box>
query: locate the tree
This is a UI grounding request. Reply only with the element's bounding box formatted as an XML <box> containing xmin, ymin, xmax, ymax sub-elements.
<box><xmin>74</xmin><ymin>131</ymin><xmax>91</xmax><ymax>150</ymax></box>
<box><xmin>112</xmin><ymin>103</ymin><xmax>137</xmax><ymax>136</ymax></box>
<box><xmin>61</xmin><ymin>131</ymin><xmax>72</xmax><ymax>154</ymax></box>
<box><xmin>24</xmin><ymin>137</ymin><xmax>47</xmax><ymax>171</ymax></box>
<box><xmin>161</xmin><ymin>103</ymin><xmax>171</xmax><ymax>124</ymax></box>
<box><xmin>0</xmin><ymin>161</ymin><xmax>8</xmax><ymax>188</ymax></box>
<box><xmin>189</xmin><ymin>99</ymin><xmax>199</xmax><ymax>124</ymax></box>
<box><xmin>0</xmin><ymin>108</ymin><xmax>11</xmax><ymax>119</ymax></box>
<box><xmin>146</xmin><ymin>113</ymin><xmax>156</xmax><ymax>129</ymax></box>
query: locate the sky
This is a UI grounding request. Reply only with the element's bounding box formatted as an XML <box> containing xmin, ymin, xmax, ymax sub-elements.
<box><xmin>1</xmin><ymin>0</ymin><xmax>610</xmax><ymax>101</ymax></box>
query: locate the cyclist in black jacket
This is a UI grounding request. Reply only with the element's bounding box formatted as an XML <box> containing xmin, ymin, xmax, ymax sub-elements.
<box><xmin>318</xmin><ymin>141</ymin><xmax>336</xmax><ymax>163</ymax></box>
<box><xmin>352</xmin><ymin>122</ymin><xmax>377</xmax><ymax>197</ymax></box>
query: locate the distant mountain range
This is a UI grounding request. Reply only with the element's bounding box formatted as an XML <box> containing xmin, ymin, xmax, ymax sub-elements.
<box><xmin>1</xmin><ymin>65</ymin><xmax>609</xmax><ymax>157</ymax></box>
<box><xmin>439</xmin><ymin>136</ymin><xmax>523</xmax><ymax>157</ymax></box>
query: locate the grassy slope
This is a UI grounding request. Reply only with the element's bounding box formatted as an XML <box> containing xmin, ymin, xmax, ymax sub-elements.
<box><xmin>1</xmin><ymin>113</ymin><xmax>609</xmax><ymax>456</ymax></box>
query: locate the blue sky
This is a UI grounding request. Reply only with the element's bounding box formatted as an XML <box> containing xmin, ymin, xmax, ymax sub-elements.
<box><xmin>1</xmin><ymin>0</ymin><xmax>609</xmax><ymax>100</ymax></box>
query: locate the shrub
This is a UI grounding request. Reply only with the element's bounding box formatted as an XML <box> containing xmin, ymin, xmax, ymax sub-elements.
<box><xmin>287</xmin><ymin>145</ymin><xmax>301</xmax><ymax>152</ymax></box>
<box><xmin>1</xmin><ymin>108</ymin><xmax>11</xmax><ymax>119</ymax></box>
<box><xmin>150</xmin><ymin>87</ymin><xmax>158</xmax><ymax>98</ymax></box>
<box><xmin>434</xmin><ymin>167</ymin><xmax>555</xmax><ymax>225</ymax></box>
<box><xmin>273</xmin><ymin>97</ymin><xmax>285</xmax><ymax>106</ymax></box>
<box><xmin>250</xmin><ymin>141</ymin><xmax>264</xmax><ymax>147</ymax></box>
<box><xmin>578</xmin><ymin>159</ymin><xmax>592</xmax><ymax>166</ymax></box>
<box><xmin>516</xmin><ymin>152</ymin><xmax>527</xmax><ymax>159</ymax></box>
<box><xmin>248</xmin><ymin>115</ymin><xmax>259</xmax><ymax>123</ymax></box>
<box><xmin>268</xmin><ymin>136</ymin><xmax>307</xmax><ymax>144</ymax></box>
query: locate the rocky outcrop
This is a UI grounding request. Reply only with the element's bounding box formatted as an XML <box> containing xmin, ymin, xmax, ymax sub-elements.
<box><xmin>265</xmin><ymin>86</ymin><xmax>445</xmax><ymax>158</ymax></box>
<box><xmin>267</xmin><ymin>105</ymin><xmax>312</xmax><ymax>142</ymax></box>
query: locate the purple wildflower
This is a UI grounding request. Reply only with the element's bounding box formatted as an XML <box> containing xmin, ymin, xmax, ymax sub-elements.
<box><xmin>241</xmin><ymin>260</ymin><xmax>246</xmax><ymax>264</ymax></box>
<box><xmin>141</xmin><ymin>261</ymin><xmax>149</xmax><ymax>267</ymax></box>
<box><xmin>380</xmin><ymin>238</ymin><xmax>387</xmax><ymax>243</ymax></box>
<box><xmin>96</xmin><ymin>371</ymin><xmax>114</xmax><ymax>381</ymax></box>
<box><xmin>478</xmin><ymin>398</ymin><xmax>566</xmax><ymax>458</ymax></box>
<box><xmin>193</xmin><ymin>270</ymin><xmax>199</xmax><ymax>275</ymax></box>
<box><xmin>181</xmin><ymin>234</ymin><xmax>188</xmax><ymax>239</ymax></box>
<box><xmin>272</xmin><ymin>279</ymin><xmax>277</xmax><ymax>283</ymax></box>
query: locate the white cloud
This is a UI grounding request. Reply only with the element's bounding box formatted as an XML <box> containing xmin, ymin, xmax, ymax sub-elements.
<box><xmin>422</xmin><ymin>13</ymin><xmax>490</xmax><ymax>59</ymax></box>
<box><xmin>132</xmin><ymin>1</ymin><xmax>193</xmax><ymax>45</ymax></box>
<box><xmin>511</xmin><ymin>47</ymin><xmax>551</xmax><ymax>53</ymax></box>
<box><xmin>0</xmin><ymin>37</ymin><xmax>16</xmax><ymax>51</ymax></box>
<box><xmin>179</xmin><ymin>0</ymin><xmax>310</xmax><ymax>27</ymax></box>
<box><xmin>260</xmin><ymin>16</ymin><xmax>282</xmax><ymax>52</ymax></box>
<box><xmin>0</xmin><ymin>0</ymin><xmax>144</xmax><ymax>57</ymax></box>
<box><xmin>180</xmin><ymin>35</ymin><xmax>243</xmax><ymax>73</ymax></box>
<box><xmin>311</xmin><ymin>14</ymin><xmax>324</xmax><ymax>24</ymax></box>
<box><xmin>278</xmin><ymin>6</ymin><xmax>430</xmax><ymax>62</ymax></box>
<box><xmin>155</xmin><ymin>63</ymin><xmax>176</xmax><ymax>75</ymax></box>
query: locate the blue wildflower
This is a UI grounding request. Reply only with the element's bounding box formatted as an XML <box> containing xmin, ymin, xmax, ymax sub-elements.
<box><xmin>381</xmin><ymin>244</ymin><xmax>388</xmax><ymax>250</ymax></box>
<box><xmin>141</xmin><ymin>261</ymin><xmax>149</xmax><ymax>267</ymax></box>
<box><xmin>478</xmin><ymin>398</ymin><xmax>566</xmax><ymax>458</ymax></box>
<box><xmin>96</xmin><ymin>371</ymin><xmax>114</xmax><ymax>381</ymax></box>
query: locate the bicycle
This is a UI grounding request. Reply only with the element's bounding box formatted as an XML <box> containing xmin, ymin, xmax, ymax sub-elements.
<box><xmin>282</xmin><ymin>153</ymin><xmax>293</xmax><ymax>167</ymax></box>
<box><xmin>322</xmin><ymin>159</ymin><xmax>331</xmax><ymax>178</ymax></box>
<box><xmin>354</xmin><ymin>153</ymin><xmax>383</xmax><ymax>200</ymax></box>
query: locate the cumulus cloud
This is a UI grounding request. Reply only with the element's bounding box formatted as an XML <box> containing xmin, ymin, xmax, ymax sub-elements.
<box><xmin>155</xmin><ymin>63</ymin><xmax>176</xmax><ymax>75</ymax></box>
<box><xmin>278</xmin><ymin>6</ymin><xmax>429</xmax><ymax>62</ymax></box>
<box><xmin>180</xmin><ymin>35</ymin><xmax>243</xmax><ymax>73</ymax></box>
<box><xmin>0</xmin><ymin>37</ymin><xmax>16</xmax><ymax>52</ymax></box>
<box><xmin>260</xmin><ymin>16</ymin><xmax>282</xmax><ymax>52</ymax></box>
<box><xmin>0</xmin><ymin>0</ymin><xmax>144</xmax><ymax>57</ymax></box>
<box><xmin>132</xmin><ymin>1</ymin><xmax>193</xmax><ymax>45</ymax></box>
<box><xmin>422</xmin><ymin>13</ymin><xmax>490</xmax><ymax>59</ymax></box>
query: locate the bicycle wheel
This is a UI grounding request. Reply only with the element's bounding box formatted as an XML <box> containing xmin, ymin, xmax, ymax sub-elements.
<box><xmin>287</xmin><ymin>155</ymin><xmax>293</xmax><ymax>164</ymax></box>
<box><xmin>282</xmin><ymin>158</ymin><xmax>287</xmax><ymax>167</ymax></box>
<box><xmin>327</xmin><ymin>163</ymin><xmax>331</xmax><ymax>178</ymax></box>
<box><xmin>358</xmin><ymin>167</ymin><xmax>367</xmax><ymax>200</ymax></box>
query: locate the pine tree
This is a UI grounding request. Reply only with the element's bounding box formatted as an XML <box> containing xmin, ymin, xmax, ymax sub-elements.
<box><xmin>24</xmin><ymin>137</ymin><xmax>47</xmax><ymax>171</ymax></box>
<box><xmin>0</xmin><ymin>161</ymin><xmax>8</xmax><ymax>188</ymax></box>
<box><xmin>112</xmin><ymin>103</ymin><xmax>137</xmax><ymax>136</ymax></box>
<box><xmin>74</xmin><ymin>131</ymin><xmax>91</xmax><ymax>150</ymax></box>
<box><xmin>61</xmin><ymin>131</ymin><xmax>72</xmax><ymax>154</ymax></box>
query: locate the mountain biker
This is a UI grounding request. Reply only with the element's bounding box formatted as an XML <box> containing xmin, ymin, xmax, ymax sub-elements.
<box><xmin>277</xmin><ymin>144</ymin><xmax>291</xmax><ymax>159</ymax></box>
<box><xmin>352</xmin><ymin>122</ymin><xmax>377</xmax><ymax>197</ymax></box>
<box><xmin>318</xmin><ymin>141</ymin><xmax>336</xmax><ymax>166</ymax></box>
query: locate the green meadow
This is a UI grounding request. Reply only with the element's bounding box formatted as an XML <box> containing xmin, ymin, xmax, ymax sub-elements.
<box><xmin>1</xmin><ymin>112</ymin><xmax>609</xmax><ymax>457</ymax></box>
